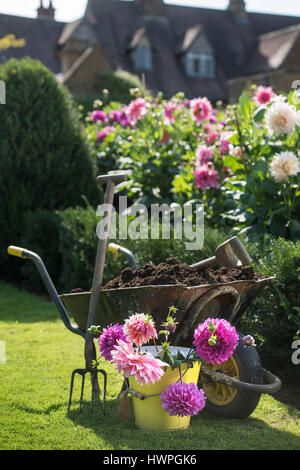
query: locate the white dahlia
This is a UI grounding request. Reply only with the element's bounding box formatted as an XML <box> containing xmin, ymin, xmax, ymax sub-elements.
<box><xmin>269</xmin><ymin>151</ymin><xmax>300</xmax><ymax>182</ymax></box>
<box><xmin>265</xmin><ymin>99</ymin><xmax>300</xmax><ymax>136</ymax></box>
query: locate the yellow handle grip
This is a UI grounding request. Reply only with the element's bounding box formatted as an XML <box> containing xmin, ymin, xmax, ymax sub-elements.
<box><xmin>108</xmin><ymin>243</ymin><xmax>121</xmax><ymax>254</ymax></box>
<box><xmin>7</xmin><ymin>246</ymin><xmax>26</xmax><ymax>258</ymax></box>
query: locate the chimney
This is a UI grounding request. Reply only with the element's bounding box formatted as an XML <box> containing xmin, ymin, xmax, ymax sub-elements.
<box><xmin>135</xmin><ymin>0</ymin><xmax>165</xmax><ymax>18</ymax></box>
<box><xmin>37</xmin><ymin>0</ymin><xmax>55</xmax><ymax>20</ymax></box>
<box><xmin>228</xmin><ymin>0</ymin><xmax>248</xmax><ymax>23</ymax></box>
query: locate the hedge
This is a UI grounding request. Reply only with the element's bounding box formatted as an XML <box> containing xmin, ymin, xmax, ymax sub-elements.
<box><xmin>0</xmin><ymin>57</ymin><xmax>100</xmax><ymax>279</ymax></box>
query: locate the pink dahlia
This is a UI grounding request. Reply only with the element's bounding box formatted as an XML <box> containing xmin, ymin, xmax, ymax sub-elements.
<box><xmin>96</xmin><ymin>126</ymin><xmax>116</xmax><ymax>143</ymax></box>
<box><xmin>160</xmin><ymin>382</ymin><xmax>206</xmax><ymax>417</ymax></box>
<box><xmin>126</xmin><ymin>97</ymin><xmax>148</xmax><ymax>125</ymax></box>
<box><xmin>205</xmin><ymin>131</ymin><xmax>219</xmax><ymax>145</ymax></box>
<box><xmin>190</xmin><ymin>97</ymin><xmax>212</xmax><ymax>123</ymax></box>
<box><xmin>124</xmin><ymin>313</ymin><xmax>157</xmax><ymax>347</ymax></box>
<box><xmin>254</xmin><ymin>85</ymin><xmax>275</xmax><ymax>105</ymax></box>
<box><xmin>111</xmin><ymin>340</ymin><xmax>168</xmax><ymax>385</ymax></box>
<box><xmin>164</xmin><ymin>102</ymin><xmax>178</xmax><ymax>125</ymax></box>
<box><xmin>194</xmin><ymin>165</ymin><xmax>219</xmax><ymax>190</ymax></box>
<box><xmin>219</xmin><ymin>132</ymin><xmax>231</xmax><ymax>154</ymax></box>
<box><xmin>193</xmin><ymin>318</ymin><xmax>239</xmax><ymax>364</ymax></box>
<box><xmin>196</xmin><ymin>145</ymin><xmax>214</xmax><ymax>164</ymax></box>
<box><xmin>109</xmin><ymin>110</ymin><xmax>130</xmax><ymax>127</ymax></box>
<box><xmin>98</xmin><ymin>323</ymin><xmax>129</xmax><ymax>361</ymax></box>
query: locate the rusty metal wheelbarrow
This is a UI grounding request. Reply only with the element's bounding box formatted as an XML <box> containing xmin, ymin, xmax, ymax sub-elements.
<box><xmin>8</xmin><ymin>243</ymin><xmax>281</xmax><ymax>420</ymax></box>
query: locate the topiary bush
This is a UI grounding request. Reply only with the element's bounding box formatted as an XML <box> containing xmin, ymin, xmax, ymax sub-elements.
<box><xmin>0</xmin><ymin>57</ymin><xmax>101</xmax><ymax>279</ymax></box>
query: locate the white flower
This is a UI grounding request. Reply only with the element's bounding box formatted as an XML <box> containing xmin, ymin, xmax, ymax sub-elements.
<box><xmin>269</xmin><ymin>151</ymin><xmax>300</xmax><ymax>182</ymax></box>
<box><xmin>265</xmin><ymin>99</ymin><xmax>300</xmax><ymax>136</ymax></box>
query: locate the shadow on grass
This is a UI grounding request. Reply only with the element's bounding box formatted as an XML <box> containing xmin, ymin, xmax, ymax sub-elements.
<box><xmin>65</xmin><ymin>395</ymin><xmax>300</xmax><ymax>450</ymax></box>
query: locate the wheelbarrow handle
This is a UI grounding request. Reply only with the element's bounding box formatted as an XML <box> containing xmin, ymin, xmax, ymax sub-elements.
<box><xmin>200</xmin><ymin>365</ymin><xmax>282</xmax><ymax>394</ymax></box>
<box><xmin>108</xmin><ymin>243</ymin><xmax>137</xmax><ymax>270</ymax></box>
<box><xmin>7</xmin><ymin>246</ymin><xmax>85</xmax><ymax>339</ymax></box>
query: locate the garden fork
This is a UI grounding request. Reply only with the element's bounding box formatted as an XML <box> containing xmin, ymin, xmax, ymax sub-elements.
<box><xmin>79</xmin><ymin>172</ymin><xmax>128</xmax><ymax>413</ymax></box>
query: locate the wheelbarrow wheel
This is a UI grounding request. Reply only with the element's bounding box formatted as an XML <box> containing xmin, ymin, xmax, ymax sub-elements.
<box><xmin>200</xmin><ymin>333</ymin><xmax>263</xmax><ymax>419</ymax></box>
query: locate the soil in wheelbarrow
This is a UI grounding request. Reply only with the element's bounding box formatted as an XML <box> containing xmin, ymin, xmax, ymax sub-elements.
<box><xmin>101</xmin><ymin>258</ymin><xmax>264</xmax><ymax>290</ymax></box>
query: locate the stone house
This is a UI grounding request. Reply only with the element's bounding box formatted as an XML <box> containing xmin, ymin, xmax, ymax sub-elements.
<box><xmin>1</xmin><ymin>0</ymin><xmax>300</xmax><ymax>102</ymax></box>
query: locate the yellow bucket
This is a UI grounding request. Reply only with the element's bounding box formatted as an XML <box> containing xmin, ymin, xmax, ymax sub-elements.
<box><xmin>128</xmin><ymin>362</ymin><xmax>201</xmax><ymax>431</ymax></box>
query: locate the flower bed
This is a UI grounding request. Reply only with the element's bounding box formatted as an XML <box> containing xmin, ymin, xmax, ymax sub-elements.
<box><xmin>86</xmin><ymin>86</ymin><xmax>300</xmax><ymax>241</ymax></box>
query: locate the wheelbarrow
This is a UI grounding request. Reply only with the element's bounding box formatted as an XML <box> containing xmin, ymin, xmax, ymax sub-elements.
<box><xmin>7</xmin><ymin>243</ymin><xmax>281</xmax><ymax>420</ymax></box>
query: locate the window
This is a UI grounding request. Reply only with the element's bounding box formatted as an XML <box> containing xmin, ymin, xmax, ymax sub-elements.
<box><xmin>132</xmin><ymin>36</ymin><xmax>152</xmax><ymax>71</ymax></box>
<box><xmin>185</xmin><ymin>52</ymin><xmax>215</xmax><ymax>78</ymax></box>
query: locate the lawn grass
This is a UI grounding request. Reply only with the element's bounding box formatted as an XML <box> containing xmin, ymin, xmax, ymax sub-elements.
<box><xmin>0</xmin><ymin>280</ymin><xmax>299</xmax><ymax>450</ymax></box>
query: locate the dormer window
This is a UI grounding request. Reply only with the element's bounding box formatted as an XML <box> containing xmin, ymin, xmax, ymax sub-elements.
<box><xmin>180</xmin><ymin>25</ymin><xmax>215</xmax><ymax>79</ymax></box>
<box><xmin>185</xmin><ymin>52</ymin><xmax>215</xmax><ymax>78</ymax></box>
<box><xmin>132</xmin><ymin>35</ymin><xmax>152</xmax><ymax>71</ymax></box>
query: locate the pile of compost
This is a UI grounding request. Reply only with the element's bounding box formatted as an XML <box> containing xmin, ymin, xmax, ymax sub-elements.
<box><xmin>102</xmin><ymin>257</ymin><xmax>262</xmax><ymax>290</ymax></box>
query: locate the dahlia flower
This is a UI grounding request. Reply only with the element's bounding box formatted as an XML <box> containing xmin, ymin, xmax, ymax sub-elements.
<box><xmin>96</xmin><ymin>126</ymin><xmax>116</xmax><ymax>143</ymax></box>
<box><xmin>269</xmin><ymin>151</ymin><xmax>300</xmax><ymax>182</ymax></box>
<box><xmin>196</xmin><ymin>145</ymin><xmax>214</xmax><ymax>164</ymax></box>
<box><xmin>124</xmin><ymin>313</ymin><xmax>157</xmax><ymax>347</ymax></box>
<box><xmin>254</xmin><ymin>85</ymin><xmax>275</xmax><ymax>105</ymax></box>
<box><xmin>205</xmin><ymin>131</ymin><xmax>219</xmax><ymax>145</ymax></box>
<box><xmin>194</xmin><ymin>165</ymin><xmax>219</xmax><ymax>190</ymax></box>
<box><xmin>111</xmin><ymin>340</ymin><xmax>168</xmax><ymax>385</ymax></box>
<box><xmin>190</xmin><ymin>97</ymin><xmax>212</xmax><ymax>123</ymax></box>
<box><xmin>126</xmin><ymin>97</ymin><xmax>148</xmax><ymax>125</ymax></box>
<box><xmin>91</xmin><ymin>109</ymin><xmax>107</xmax><ymax>123</ymax></box>
<box><xmin>109</xmin><ymin>110</ymin><xmax>130</xmax><ymax>127</ymax></box>
<box><xmin>219</xmin><ymin>132</ymin><xmax>232</xmax><ymax>154</ymax></box>
<box><xmin>164</xmin><ymin>102</ymin><xmax>178</xmax><ymax>125</ymax></box>
<box><xmin>98</xmin><ymin>323</ymin><xmax>129</xmax><ymax>361</ymax></box>
<box><xmin>193</xmin><ymin>318</ymin><xmax>239</xmax><ymax>364</ymax></box>
<box><xmin>160</xmin><ymin>382</ymin><xmax>206</xmax><ymax>417</ymax></box>
<box><xmin>265</xmin><ymin>99</ymin><xmax>300</xmax><ymax>136</ymax></box>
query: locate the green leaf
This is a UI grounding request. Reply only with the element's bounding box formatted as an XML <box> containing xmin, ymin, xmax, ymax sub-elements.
<box><xmin>239</xmin><ymin>92</ymin><xmax>254</xmax><ymax>121</ymax></box>
<box><xmin>227</xmin><ymin>132</ymin><xmax>239</xmax><ymax>145</ymax></box>
<box><xmin>288</xmin><ymin>89</ymin><xmax>299</xmax><ymax>107</ymax></box>
<box><xmin>253</xmin><ymin>106</ymin><xmax>266</xmax><ymax>123</ymax></box>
